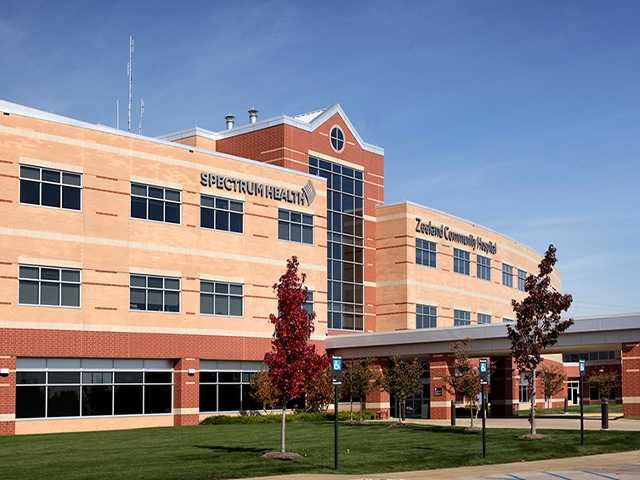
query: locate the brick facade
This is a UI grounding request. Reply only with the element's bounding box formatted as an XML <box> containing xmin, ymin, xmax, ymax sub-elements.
<box><xmin>429</xmin><ymin>355</ymin><xmax>454</xmax><ymax>419</ymax></box>
<box><xmin>622</xmin><ymin>343</ymin><xmax>640</xmax><ymax>417</ymax></box>
<box><xmin>0</xmin><ymin>356</ymin><xmax>16</xmax><ymax>435</ymax></box>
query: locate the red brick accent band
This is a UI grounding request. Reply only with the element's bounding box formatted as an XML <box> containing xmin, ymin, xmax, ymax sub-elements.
<box><xmin>0</xmin><ymin>328</ymin><xmax>324</xmax><ymax>360</ymax></box>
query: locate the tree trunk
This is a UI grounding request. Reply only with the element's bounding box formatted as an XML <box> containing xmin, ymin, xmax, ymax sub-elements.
<box><xmin>400</xmin><ymin>399</ymin><xmax>406</xmax><ymax>423</ymax></box>
<box><xmin>280</xmin><ymin>396</ymin><xmax>288</xmax><ymax>453</ymax></box>
<box><xmin>360</xmin><ymin>398</ymin><xmax>365</xmax><ymax>422</ymax></box>
<box><xmin>471</xmin><ymin>400</ymin><xmax>479</xmax><ymax>429</ymax></box>
<box><xmin>530</xmin><ymin>370</ymin><xmax>537</xmax><ymax>436</ymax></box>
<box><xmin>349</xmin><ymin>393</ymin><xmax>353</xmax><ymax>422</ymax></box>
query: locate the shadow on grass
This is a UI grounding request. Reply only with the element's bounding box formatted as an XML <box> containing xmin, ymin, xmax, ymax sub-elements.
<box><xmin>193</xmin><ymin>445</ymin><xmax>270</xmax><ymax>454</ymax></box>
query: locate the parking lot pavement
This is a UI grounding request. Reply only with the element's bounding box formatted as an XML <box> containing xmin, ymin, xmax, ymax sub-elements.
<box><xmin>243</xmin><ymin>451</ymin><xmax>640</xmax><ymax>480</ymax></box>
<box><xmin>459</xmin><ymin>461</ymin><xmax>640</xmax><ymax>479</ymax></box>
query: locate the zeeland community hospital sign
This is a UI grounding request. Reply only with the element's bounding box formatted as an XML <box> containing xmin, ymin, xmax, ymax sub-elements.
<box><xmin>201</xmin><ymin>172</ymin><xmax>317</xmax><ymax>206</ymax></box>
<box><xmin>415</xmin><ymin>217</ymin><xmax>497</xmax><ymax>255</ymax></box>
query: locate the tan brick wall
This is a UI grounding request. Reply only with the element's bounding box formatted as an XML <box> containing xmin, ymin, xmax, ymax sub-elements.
<box><xmin>376</xmin><ymin>202</ymin><xmax>561</xmax><ymax>332</ymax></box>
<box><xmin>0</xmin><ymin>111</ymin><xmax>328</xmax><ymax>342</ymax></box>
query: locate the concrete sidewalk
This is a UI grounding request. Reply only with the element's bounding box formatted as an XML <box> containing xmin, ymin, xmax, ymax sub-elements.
<box><xmin>244</xmin><ymin>450</ymin><xmax>640</xmax><ymax>480</ymax></box>
<box><xmin>403</xmin><ymin>416</ymin><xmax>640</xmax><ymax>431</ymax></box>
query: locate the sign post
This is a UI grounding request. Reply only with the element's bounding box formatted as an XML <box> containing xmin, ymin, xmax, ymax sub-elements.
<box><xmin>331</xmin><ymin>356</ymin><xmax>343</xmax><ymax>470</ymax></box>
<box><xmin>579</xmin><ymin>359</ymin><xmax>586</xmax><ymax>446</ymax></box>
<box><xmin>479</xmin><ymin>358</ymin><xmax>489</xmax><ymax>458</ymax></box>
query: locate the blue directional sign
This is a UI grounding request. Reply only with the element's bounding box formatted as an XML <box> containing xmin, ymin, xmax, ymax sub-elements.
<box><xmin>332</xmin><ymin>356</ymin><xmax>342</xmax><ymax>372</ymax></box>
<box><xmin>579</xmin><ymin>359</ymin><xmax>586</xmax><ymax>377</ymax></box>
<box><xmin>479</xmin><ymin>358</ymin><xmax>489</xmax><ymax>385</ymax></box>
<box><xmin>332</xmin><ymin>356</ymin><xmax>343</xmax><ymax>385</ymax></box>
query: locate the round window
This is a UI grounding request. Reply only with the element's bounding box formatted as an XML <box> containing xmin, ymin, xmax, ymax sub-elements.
<box><xmin>330</xmin><ymin>126</ymin><xmax>345</xmax><ymax>152</ymax></box>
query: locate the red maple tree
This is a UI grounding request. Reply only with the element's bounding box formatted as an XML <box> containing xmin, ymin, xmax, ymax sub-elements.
<box><xmin>264</xmin><ymin>256</ymin><xmax>327</xmax><ymax>453</ymax></box>
<box><xmin>507</xmin><ymin>244</ymin><xmax>573</xmax><ymax>437</ymax></box>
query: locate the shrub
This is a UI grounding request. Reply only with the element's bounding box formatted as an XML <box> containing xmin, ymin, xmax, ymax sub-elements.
<box><xmin>200</xmin><ymin>410</ymin><xmax>376</xmax><ymax>425</ymax></box>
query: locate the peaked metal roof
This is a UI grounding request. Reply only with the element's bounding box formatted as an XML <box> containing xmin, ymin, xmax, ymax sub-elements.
<box><xmin>158</xmin><ymin>104</ymin><xmax>384</xmax><ymax>156</ymax></box>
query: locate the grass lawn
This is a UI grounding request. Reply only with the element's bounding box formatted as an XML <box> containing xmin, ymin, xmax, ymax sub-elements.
<box><xmin>1</xmin><ymin>422</ymin><xmax>640</xmax><ymax>480</ymax></box>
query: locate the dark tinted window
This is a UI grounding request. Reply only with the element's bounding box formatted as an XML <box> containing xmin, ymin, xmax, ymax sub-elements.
<box><xmin>131</xmin><ymin>182</ymin><xmax>180</xmax><ymax>224</ymax></box>
<box><xmin>144</xmin><ymin>385</ymin><xmax>172</xmax><ymax>414</ymax></box>
<box><xmin>48</xmin><ymin>386</ymin><xmax>80</xmax><ymax>417</ymax></box>
<box><xmin>82</xmin><ymin>386</ymin><xmax>113</xmax><ymax>416</ymax></box>
<box><xmin>16</xmin><ymin>386</ymin><xmax>46</xmax><ymax>418</ymax></box>
<box><xmin>114</xmin><ymin>385</ymin><xmax>143</xmax><ymax>415</ymax></box>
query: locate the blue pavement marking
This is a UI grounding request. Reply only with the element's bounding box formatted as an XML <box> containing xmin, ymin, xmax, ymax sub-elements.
<box><xmin>506</xmin><ymin>475</ymin><xmax>528</xmax><ymax>480</ymax></box>
<box><xmin>544</xmin><ymin>472</ymin><xmax>574</xmax><ymax>479</ymax></box>
<box><xmin>582</xmin><ymin>471</ymin><xmax>619</xmax><ymax>480</ymax></box>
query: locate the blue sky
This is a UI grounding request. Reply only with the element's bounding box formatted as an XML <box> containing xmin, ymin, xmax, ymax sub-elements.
<box><xmin>2</xmin><ymin>1</ymin><xmax>639</xmax><ymax>317</ymax></box>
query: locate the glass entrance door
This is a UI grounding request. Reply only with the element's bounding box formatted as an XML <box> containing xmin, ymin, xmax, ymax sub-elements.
<box><xmin>568</xmin><ymin>380</ymin><xmax>579</xmax><ymax>405</ymax></box>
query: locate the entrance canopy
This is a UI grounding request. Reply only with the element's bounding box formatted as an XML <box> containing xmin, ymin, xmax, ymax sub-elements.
<box><xmin>326</xmin><ymin>313</ymin><xmax>640</xmax><ymax>359</ymax></box>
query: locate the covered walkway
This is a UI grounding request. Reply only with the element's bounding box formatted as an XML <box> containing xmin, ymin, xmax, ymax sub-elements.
<box><xmin>326</xmin><ymin>314</ymin><xmax>640</xmax><ymax>419</ymax></box>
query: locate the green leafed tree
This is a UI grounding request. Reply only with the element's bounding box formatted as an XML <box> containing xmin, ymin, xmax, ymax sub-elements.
<box><xmin>341</xmin><ymin>358</ymin><xmax>379</xmax><ymax>421</ymax></box>
<box><xmin>378</xmin><ymin>357</ymin><xmax>422</xmax><ymax>423</ymax></box>
<box><xmin>588</xmin><ymin>370</ymin><xmax>619</xmax><ymax>401</ymax></box>
<box><xmin>539</xmin><ymin>363</ymin><xmax>566</xmax><ymax>409</ymax></box>
<box><xmin>443</xmin><ymin>341</ymin><xmax>482</xmax><ymax>428</ymax></box>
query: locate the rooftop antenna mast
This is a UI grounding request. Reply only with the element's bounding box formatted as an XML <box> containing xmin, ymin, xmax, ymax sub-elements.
<box><xmin>127</xmin><ymin>35</ymin><xmax>134</xmax><ymax>132</ymax></box>
<box><xmin>138</xmin><ymin>98</ymin><xmax>144</xmax><ymax>134</ymax></box>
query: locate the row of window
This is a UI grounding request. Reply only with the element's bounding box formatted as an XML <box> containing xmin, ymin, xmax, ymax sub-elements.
<box><xmin>18</xmin><ymin>267</ymin><xmax>315</xmax><ymax>317</ymax></box>
<box><xmin>19</xmin><ymin>166</ymin><xmax>315</xmax><ymax>245</ymax></box>
<box><xmin>199</xmin><ymin>370</ymin><xmax>260</xmax><ymax>412</ymax></box>
<box><xmin>416</xmin><ymin>240</ymin><xmax>528</xmax><ymax>292</ymax></box>
<box><xmin>415</xmin><ymin>305</ymin><xmax>516</xmax><ymax>329</ymax></box>
<box><xmin>562</xmin><ymin>351</ymin><xmax>617</xmax><ymax>363</ymax></box>
<box><xmin>16</xmin><ymin>370</ymin><xmax>172</xmax><ymax>419</ymax></box>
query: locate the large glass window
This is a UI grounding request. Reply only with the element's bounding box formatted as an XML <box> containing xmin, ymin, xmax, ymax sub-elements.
<box><xmin>131</xmin><ymin>182</ymin><xmax>180</xmax><ymax>224</ymax></box>
<box><xmin>454</xmin><ymin>309</ymin><xmax>471</xmax><ymax>326</ymax></box>
<box><xmin>278</xmin><ymin>209</ymin><xmax>313</xmax><ymax>244</ymax></box>
<box><xmin>199</xmin><ymin>364</ymin><xmax>261</xmax><ymax>413</ymax></box>
<box><xmin>130</xmin><ymin>274</ymin><xmax>180</xmax><ymax>312</ymax></box>
<box><xmin>477</xmin><ymin>313</ymin><xmax>491</xmax><ymax>325</ymax></box>
<box><xmin>416</xmin><ymin>304</ymin><xmax>437</xmax><ymax>329</ymax></box>
<box><xmin>18</xmin><ymin>265</ymin><xmax>80</xmax><ymax>307</ymax></box>
<box><xmin>453</xmin><ymin>248</ymin><xmax>470</xmax><ymax>275</ymax></box>
<box><xmin>200</xmin><ymin>195</ymin><xmax>243</xmax><ymax>233</ymax></box>
<box><xmin>477</xmin><ymin>255</ymin><xmax>491</xmax><ymax>281</ymax></box>
<box><xmin>517</xmin><ymin>269</ymin><xmax>527</xmax><ymax>291</ymax></box>
<box><xmin>16</xmin><ymin>360</ymin><xmax>172</xmax><ymax>419</ymax></box>
<box><xmin>19</xmin><ymin>165</ymin><xmax>82</xmax><ymax>210</ymax></box>
<box><xmin>200</xmin><ymin>280</ymin><xmax>243</xmax><ymax>317</ymax></box>
<box><xmin>309</xmin><ymin>157</ymin><xmax>364</xmax><ymax>330</ymax></box>
<box><xmin>303</xmin><ymin>290</ymin><xmax>314</xmax><ymax>316</ymax></box>
<box><xmin>502</xmin><ymin>263</ymin><xmax>513</xmax><ymax>287</ymax></box>
<box><xmin>416</xmin><ymin>239</ymin><xmax>436</xmax><ymax>267</ymax></box>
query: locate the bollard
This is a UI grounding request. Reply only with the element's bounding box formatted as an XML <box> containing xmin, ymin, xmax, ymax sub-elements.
<box><xmin>564</xmin><ymin>398</ymin><xmax>569</xmax><ymax>414</ymax></box>
<box><xmin>601</xmin><ymin>398</ymin><xmax>609</xmax><ymax>430</ymax></box>
<box><xmin>450</xmin><ymin>400</ymin><xmax>456</xmax><ymax>426</ymax></box>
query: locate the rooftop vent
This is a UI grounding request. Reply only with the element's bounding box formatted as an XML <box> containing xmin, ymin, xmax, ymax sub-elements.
<box><xmin>225</xmin><ymin>114</ymin><xmax>235</xmax><ymax>130</ymax></box>
<box><xmin>248</xmin><ymin>108</ymin><xmax>258</xmax><ymax>124</ymax></box>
